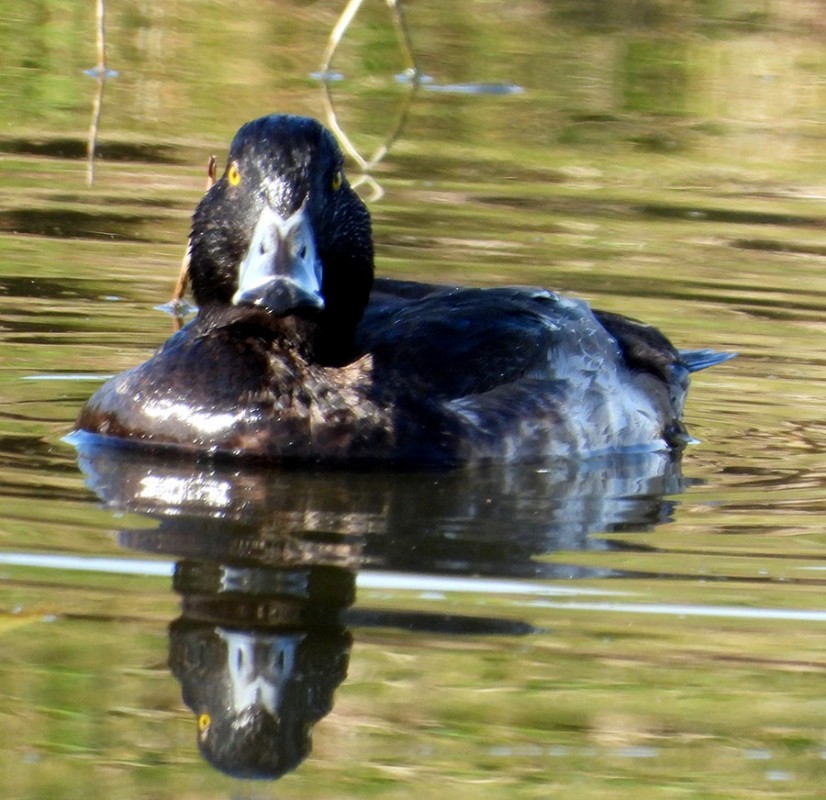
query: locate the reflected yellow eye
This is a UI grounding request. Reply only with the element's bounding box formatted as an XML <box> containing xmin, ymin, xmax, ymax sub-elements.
<box><xmin>227</xmin><ymin>163</ymin><xmax>241</xmax><ymax>187</ymax></box>
<box><xmin>198</xmin><ymin>713</ymin><xmax>211</xmax><ymax>733</ymax></box>
<box><xmin>331</xmin><ymin>169</ymin><xmax>343</xmax><ymax>191</ymax></box>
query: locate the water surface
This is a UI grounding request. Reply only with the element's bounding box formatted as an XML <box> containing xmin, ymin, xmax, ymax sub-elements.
<box><xmin>1</xmin><ymin>1</ymin><xmax>826</xmax><ymax>797</ymax></box>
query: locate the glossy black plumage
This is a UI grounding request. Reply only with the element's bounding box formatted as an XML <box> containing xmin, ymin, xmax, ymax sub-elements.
<box><xmin>75</xmin><ymin>114</ymin><xmax>731</xmax><ymax>466</ymax></box>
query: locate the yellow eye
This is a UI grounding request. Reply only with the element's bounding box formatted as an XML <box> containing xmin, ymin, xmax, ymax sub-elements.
<box><xmin>198</xmin><ymin>713</ymin><xmax>211</xmax><ymax>733</ymax></box>
<box><xmin>331</xmin><ymin>169</ymin><xmax>343</xmax><ymax>191</ymax></box>
<box><xmin>227</xmin><ymin>163</ymin><xmax>241</xmax><ymax>187</ymax></box>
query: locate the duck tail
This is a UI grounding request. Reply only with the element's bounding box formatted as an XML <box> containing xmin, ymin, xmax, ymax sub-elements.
<box><xmin>679</xmin><ymin>349</ymin><xmax>736</xmax><ymax>373</ymax></box>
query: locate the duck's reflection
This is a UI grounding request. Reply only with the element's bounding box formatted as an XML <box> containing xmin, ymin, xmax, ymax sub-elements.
<box><xmin>76</xmin><ymin>438</ymin><xmax>685</xmax><ymax>580</ymax></box>
<box><xmin>166</xmin><ymin>561</ymin><xmax>352</xmax><ymax>779</ymax></box>
<box><xmin>71</xmin><ymin>433</ymin><xmax>686</xmax><ymax>779</ymax></box>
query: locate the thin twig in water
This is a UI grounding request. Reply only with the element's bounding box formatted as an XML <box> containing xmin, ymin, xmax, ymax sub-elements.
<box><xmin>86</xmin><ymin>77</ymin><xmax>105</xmax><ymax>188</ymax></box>
<box><xmin>86</xmin><ymin>0</ymin><xmax>107</xmax><ymax>187</ymax></box>
<box><xmin>319</xmin><ymin>0</ymin><xmax>420</xmax><ymax>189</ymax></box>
<box><xmin>169</xmin><ymin>155</ymin><xmax>217</xmax><ymax>329</ymax></box>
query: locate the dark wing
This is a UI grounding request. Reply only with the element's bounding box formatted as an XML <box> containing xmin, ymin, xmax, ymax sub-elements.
<box><xmin>358</xmin><ymin>281</ymin><xmax>571</xmax><ymax>400</ymax></box>
<box><xmin>358</xmin><ymin>282</ymin><xmax>706</xmax><ymax>458</ymax></box>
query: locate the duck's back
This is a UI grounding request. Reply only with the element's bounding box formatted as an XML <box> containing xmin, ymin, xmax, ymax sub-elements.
<box><xmin>357</xmin><ymin>278</ymin><xmax>686</xmax><ymax>461</ymax></box>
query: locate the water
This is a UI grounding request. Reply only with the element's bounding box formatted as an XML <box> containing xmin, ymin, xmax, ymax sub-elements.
<box><xmin>1</xmin><ymin>0</ymin><xmax>826</xmax><ymax>797</ymax></box>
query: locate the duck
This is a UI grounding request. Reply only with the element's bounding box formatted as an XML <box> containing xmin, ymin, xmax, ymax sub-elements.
<box><xmin>74</xmin><ymin>113</ymin><xmax>732</xmax><ymax>466</ymax></box>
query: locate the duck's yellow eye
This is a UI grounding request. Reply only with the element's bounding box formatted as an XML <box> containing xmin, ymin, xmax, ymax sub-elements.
<box><xmin>198</xmin><ymin>713</ymin><xmax>211</xmax><ymax>733</ymax></box>
<box><xmin>331</xmin><ymin>169</ymin><xmax>343</xmax><ymax>191</ymax></box>
<box><xmin>227</xmin><ymin>163</ymin><xmax>241</xmax><ymax>187</ymax></box>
